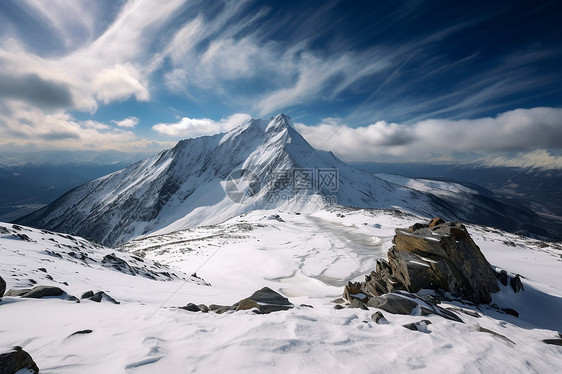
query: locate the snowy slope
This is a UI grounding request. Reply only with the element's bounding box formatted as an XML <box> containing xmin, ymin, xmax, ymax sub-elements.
<box><xmin>17</xmin><ymin>114</ymin><xmax>555</xmax><ymax>246</ymax></box>
<box><xmin>2</xmin><ymin>210</ymin><xmax>562</xmax><ymax>373</ymax></box>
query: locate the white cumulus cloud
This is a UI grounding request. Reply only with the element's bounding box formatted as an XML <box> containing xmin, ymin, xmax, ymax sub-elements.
<box><xmin>296</xmin><ymin>107</ymin><xmax>562</xmax><ymax>163</ymax></box>
<box><xmin>152</xmin><ymin>113</ymin><xmax>251</xmax><ymax>138</ymax></box>
<box><xmin>112</xmin><ymin>117</ymin><xmax>139</xmax><ymax>128</ymax></box>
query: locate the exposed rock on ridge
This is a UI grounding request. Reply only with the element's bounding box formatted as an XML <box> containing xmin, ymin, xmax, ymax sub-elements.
<box><xmin>344</xmin><ymin>218</ymin><xmax>500</xmax><ymax>305</ymax></box>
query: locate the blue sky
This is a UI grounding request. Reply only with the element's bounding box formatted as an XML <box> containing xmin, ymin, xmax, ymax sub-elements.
<box><xmin>0</xmin><ymin>0</ymin><xmax>561</xmax><ymax>166</ymax></box>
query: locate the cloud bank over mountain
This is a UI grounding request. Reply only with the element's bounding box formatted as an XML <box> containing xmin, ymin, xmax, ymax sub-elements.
<box><xmin>0</xmin><ymin>0</ymin><xmax>560</xmax><ymax>166</ymax></box>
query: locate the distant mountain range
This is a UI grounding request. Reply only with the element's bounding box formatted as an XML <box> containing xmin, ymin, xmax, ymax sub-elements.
<box><xmin>16</xmin><ymin>114</ymin><xmax>561</xmax><ymax>246</ymax></box>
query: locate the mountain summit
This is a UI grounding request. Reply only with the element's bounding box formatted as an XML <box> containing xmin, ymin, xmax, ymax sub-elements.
<box><xmin>17</xmin><ymin>114</ymin><xmax>552</xmax><ymax>246</ymax></box>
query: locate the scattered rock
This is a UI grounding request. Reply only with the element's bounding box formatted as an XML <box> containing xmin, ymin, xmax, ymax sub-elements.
<box><xmin>239</xmin><ymin>287</ymin><xmax>293</xmax><ymax>314</ymax></box>
<box><xmin>7</xmin><ymin>285</ymin><xmax>69</xmax><ymax>299</ymax></box>
<box><xmin>510</xmin><ymin>275</ymin><xmax>524</xmax><ymax>293</ymax></box>
<box><xmin>366</xmin><ymin>293</ymin><xmax>418</xmax><ymax>315</ymax></box>
<box><xmin>37</xmin><ymin>268</ymin><xmax>47</xmax><ymax>273</ymax></box>
<box><xmin>181</xmin><ymin>287</ymin><xmax>293</xmax><ymax>315</ymax></box>
<box><xmin>0</xmin><ymin>346</ymin><xmax>39</xmax><ymax>374</ymax></box>
<box><xmin>476</xmin><ymin>325</ymin><xmax>515</xmax><ymax>345</ymax></box>
<box><xmin>0</xmin><ymin>275</ymin><xmax>5</xmax><ymax>299</ymax></box>
<box><xmin>0</xmin><ymin>226</ymin><xmax>9</xmax><ymax>234</ymax></box>
<box><xmin>235</xmin><ymin>298</ymin><xmax>260</xmax><ymax>311</ymax></box>
<box><xmin>5</xmin><ymin>289</ymin><xmax>31</xmax><ymax>297</ymax></box>
<box><xmin>403</xmin><ymin>319</ymin><xmax>432</xmax><ymax>332</ymax></box>
<box><xmin>371</xmin><ymin>311</ymin><xmax>388</xmax><ymax>324</ymax></box>
<box><xmin>87</xmin><ymin>291</ymin><xmax>119</xmax><ymax>304</ymax></box>
<box><xmin>299</xmin><ymin>304</ymin><xmax>314</xmax><ymax>308</ymax></box>
<box><xmin>81</xmin><ymin>290</ymin><xmax>94</xmax><ymax>299</ymax></box>
<box><xmin>209</xmin><ymin>304</ymin><xmax>233</xmax><ymax>314</ymax></box>
<box><xmin>181</xmin><ymin>303</ymin><xmax>202</xmax><ymax>312</ymax></box>
<box><xmin>344</xmin><ymin>218</ymin><xmax>500</xmax><ymax>305</ymax></box>
<box><xmin>68</xmin><ymin>329</ymin><xmax>93</xmax><ymax>337</ymax></box>
<box><xmin>102</xmin><ymin>253</ymin><xmax>137</xmax><ymax>276</ymax></box>
<box><xmin>331</xmin><ymin>298</ymin><xmax>345</xmax><ymax>304</ymax></box>
<box><xmin>429</xmin><ymin>217</ymin><xmax>445</xmax><ymax>228</ymax></box>
<box><xmin>496</xmin><ymin>270</ymin><xmax>508</xmax><ymax>286</ymax></box>
<box><xmin>349</xmin><ymin>298</ymin><xmax>369</xmax><ymax>310</ymax></box>
<box><xmin>14</xmin><ymin>233</ymin><xmax>33</xmax><ymax>242</ymax></box>
<box><xmin>542</xmin><ymin>338</ymin><xmax>562</xmax><ymax>346</ymax></box>
<box><xmin>334</xmin><ymin>304</ymin><xmax>345</xmax><ymax>310</ymax></box>
<box><xmin>446</xmin><ymin>307</ymin><xmax>481</xmax><ymax>318</ymax></box>
<box><xmin>22</xmin><ymin>285</ymin><xmax>65</xmax><ymax>298</ymax></box>
<box><xmin>501</xmin><ymin>307</ymin><xmax>519</xmax><ymax>318</ymax></box>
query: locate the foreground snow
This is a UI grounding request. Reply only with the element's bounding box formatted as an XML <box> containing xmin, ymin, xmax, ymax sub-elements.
<box><xmin>1</xmin><ymin>209</ymin><xmax>561</xmax><ymax>373</ymax></box>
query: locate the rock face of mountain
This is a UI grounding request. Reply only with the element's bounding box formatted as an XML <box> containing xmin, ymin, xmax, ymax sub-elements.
<box><xmin>16</xmin><ymin>114</ymin><xmax>553</xmax><ymax>246</ymax></box>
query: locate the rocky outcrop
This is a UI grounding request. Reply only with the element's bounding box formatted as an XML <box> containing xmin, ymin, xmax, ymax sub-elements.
<box><xmin>0</xmin><ymin>346</ymin><xmax>39</xmax><ymax>374</ymax></box>
<box><xmin>81</xmin><ymin>290</ymin><xmax>120</xmax><ymax>304</ymax></box>
<box><xmin>5</xmin><ymin>285</ymin><xmax>79</xmax><ymax>302</ymax></box>
<box><xmin>344</xmin><ymin>218</ymin><xmax>500</xmax><ymax>305</ymax></box>
<box><xmin>181</xmin><ymin>287</ymin><xmax>294</xmax><ymax>315</ymax></box>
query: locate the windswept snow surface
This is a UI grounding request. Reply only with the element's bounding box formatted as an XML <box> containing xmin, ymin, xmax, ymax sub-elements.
<box><xmin>2</xmin><ymin>209</ymin><xmax>561</xmax><ymax>373</ymax></box>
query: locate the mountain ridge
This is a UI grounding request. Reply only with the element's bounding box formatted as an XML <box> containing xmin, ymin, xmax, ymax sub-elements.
<box><xmin>16</xmin><ymin>114</ymin><xmax>557</xmax><ymax>246</ymax></box>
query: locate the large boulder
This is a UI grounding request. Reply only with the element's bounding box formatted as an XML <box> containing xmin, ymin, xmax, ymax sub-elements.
<box><xmin>0</xmin><ymin>346</ymin><xmax>39</xmax><ymax>374</ymax></box>
<box><xmin>344</xmin><ymin>218</ymin><xmax>500</xmax><ymax>305</ymax></box>
<box><xmin>5</xmin><ymin>285</ymin><xmax>78</xmax><ymax>302</ymax></box>
<box><xmin>234</xmin><ymin>287</ymin><xmax>293</xmax><ymax>314</ymax></box>
<box><xmin>182</xmin><ymin>287</ymin><xmax>294</xmax><ymax>315</ymax></box>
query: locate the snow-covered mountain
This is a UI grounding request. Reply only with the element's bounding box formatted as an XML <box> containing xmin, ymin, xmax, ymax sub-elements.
<box><xmin>16</xmin><ymin>114</ymin><xmax>554</xmax><ymax>246</ymax></box>
<box><xmin>2</xmin><ymin>212</ymin><xmax>562</xmax><ymax>372</ymax></box>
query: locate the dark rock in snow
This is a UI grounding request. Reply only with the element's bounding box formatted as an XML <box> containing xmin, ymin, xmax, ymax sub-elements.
<box><xmin>198</xmin><ymin>304</ymin><xmax>209</xmax><ymax>313</ymax></box>
<box><xmin>497</xmin><ymin>270</ymin><xmax>508</xmax><ymax>286</ymax></box>
<box><xmin>5</xmin><ymin>289</ymin><xmax>31</xmax><ymax>297</ymax></box>
<box><xmin>371</xmin><ymin>311</ymin><xmax>387</xmax><ymax>324</ymax></box>
<box><xmin>68</xmin><ymin>329</ymin><xmax>93</xmax><ymax>337</ymax></box>
<box><xmin>181</xmin><ymin>303</ymin><xmax>202</xmax><ymax>312</ymax></box>
<box><xmin>403</xmin><ymin>319</ymin><xmax>432</xmax><ymax>332</ymax></box>
<box><xmin>86</xmin><ymin>291</ymin><xmax>120</xmax><ymax>304</ymax></box>
<box><xmin>476</xmin><ymin>325</ymin><xmax>515</xmax><ymax>345</ymax></box>
<box><xmin>247</xmin><ymin>287</ymin><xmax>291</xmax><ymax>306</ymax></box>
<box><xmin>7</xmin><ymin>285</ymin><xmax>71</xmax><ymax>300</ymax></box>
<box><xmin>366</xmin><ymin>293</ymin><xmax>418</xmax><ymax>315</ymax></box>
<box><xmin>22</xmin><ymin>285</ymin><xmax>65</xmax><ymax>298</ymax></box>
<box><xmin>209</xmin><ymin>304</ymin><xmax>233</xmax><ymax>314</ymax></box>
<box><xmin>102</xmin><ymin>253</ymin><xmax>137</xmax><ymax>275</ymax></box>
<box><xmin>501</xmin><ymin>307</ymin><xmax>519</xmax><ymax>317</ymax></box>
<box><xmin>542</xmin><ymin>338</ymin><xmax>562</xmax><ymax>346</ymax></box>
<box><xmin>349</xmin><ymin>298</ymin><xmax>369</xmax><ymax>310</ymax></box>
<box><xmin>235</xmin><ymin>298</ymin><xmax>260</xmax><ymax>311</ymax></box>
<box><xmin>0</xmin><ymin>275</ymin><xmax>5</xmax><ymax>299</ymax></box>
<box><xmin>81</xmin><ymin>290</ymin><xmax>94</xmax><ymax>299</ymax></box>
<box><xmin>228</xmin><ymin>287</ymin><xmax>294</xmax><ymax>314</ymax></box>
<box><xmin>0</xmin><ymin>346</ymin><xmax>39</xmax><ymax>374</ymax></box>
<box><xmin>510</xmin><ymin>274</ymin><xmax>524</xmax><ymax>293</ymax></box>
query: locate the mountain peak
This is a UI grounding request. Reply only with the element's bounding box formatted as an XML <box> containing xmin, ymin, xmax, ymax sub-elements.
<box><xmin>266</xmin><ymin>113</ymin><xmax>293</xmax><ymax>132</ymax></box>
